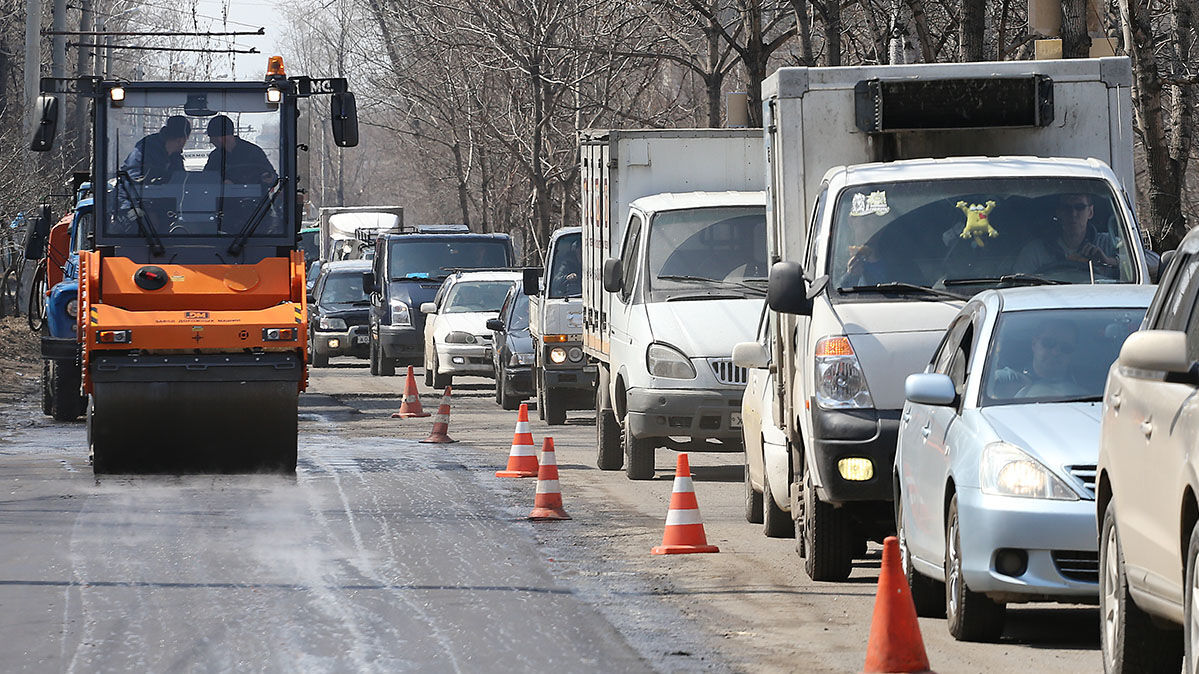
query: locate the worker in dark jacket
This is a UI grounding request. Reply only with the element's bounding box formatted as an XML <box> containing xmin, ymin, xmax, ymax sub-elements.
<box><xmin>121</xmin><ymin>115</ymin><xmax>191</xmax><ymax>184</ymax></box>
<box><xmin>203</xmin><ymin>115</ymin><xmax>277</xmax><ymax>185</ymax></box>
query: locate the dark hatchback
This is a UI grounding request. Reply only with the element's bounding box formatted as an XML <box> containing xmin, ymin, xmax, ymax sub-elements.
<box><xmin>488</xmin><ymin>284</ymin><xmax>535</xmax><ymax>410</ymax></box>
<box><xmin>309</xmin><ymin>260</ymin><xmax>373</xmax><ymax>367</ymax></box>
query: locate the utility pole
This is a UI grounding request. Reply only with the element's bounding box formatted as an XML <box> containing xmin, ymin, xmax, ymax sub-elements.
<box><xmin>51</xmin><ymin>0</ymin><xmax>65</xmax><ymax>78</ymax></box>
<box><xmin>25</xmin><ymin>0</ymin><xmax>43</xmax><ymax>138</ymax></box>
<box><xmin>73</xmin><ymin>0</ymin><xmax>93</xmax><ymax>169</ymax></box>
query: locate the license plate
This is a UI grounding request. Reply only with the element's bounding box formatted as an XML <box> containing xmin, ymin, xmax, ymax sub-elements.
<box><xmin>730</xmin><ymin>412</ymin><xmax>742</xmax><ymax>429</ymax></box>
<box><xmin>356</xmin><ymin>335</ymin><xmax>370</xmax><ymax>344</ymax></box>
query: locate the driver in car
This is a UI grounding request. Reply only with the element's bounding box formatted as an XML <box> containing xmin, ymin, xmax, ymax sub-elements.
<box><xmin>1014</xmin><ymin>193</ymin><xmax>1119</xmax><ymax>273</ymax></box>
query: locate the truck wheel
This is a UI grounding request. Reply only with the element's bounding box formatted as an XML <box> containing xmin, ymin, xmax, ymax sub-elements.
<box><xmin>623</xmin><ymin>420</ymin><xmax>655</xmax><ymax>480</ymax></box>
<box><xmin>597</xmin><ymin>409</ymin><xmax>622</xmax><ymax>470</ymax></box>
<box><xmin>536</xmin><ymin>375</ymin><xmax>546</xmax><ymax>420</ymax></box>
<box><xmin>369</xmin><ymin>338</ymin><xmax>380</xmax><ymax>376</ymax></box>
<box><xmin>762</xmin><ymin>466</ymin><xmax>794</xmax><ymax>538</ymax></box>
<box><xmin>802</xmin><ymin>470</ymin><xmax>853</xmax><ymax>581</ymax></box>
<box><xmin>543</xmin><ymin>388</ymin><xmax>567</xmax><ymax>425</ymax></box>
<box><xmin>744</xmin><ymin>453</ymin><xmax>763</xmax><ymax>524</ymax></box>
<box><xmin>945</xmin><ymin>495</ymin><xmax>1006</xmax><ymax>641</ymax></box>
<box><xmin>41</xmin><ymin>360</ymin><xmax>52</xmax><ymax>416</ymax></box>
<box><xmin>50</xmin><ymin>360</ymin><xmax>84</xmax><ymax>421</ymax></box>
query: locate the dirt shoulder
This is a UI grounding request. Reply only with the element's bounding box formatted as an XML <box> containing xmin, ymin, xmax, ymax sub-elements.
<box><xmin>0</xmin><ymin>317</ymin><xmax>40</xmax><ymax>405</ymax></box>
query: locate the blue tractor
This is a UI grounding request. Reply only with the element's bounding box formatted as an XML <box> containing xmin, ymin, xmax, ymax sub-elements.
<box><xmin>39</xmin><ymin>183</ymin><xmax>92</xmax><ymax>421</ymax></box>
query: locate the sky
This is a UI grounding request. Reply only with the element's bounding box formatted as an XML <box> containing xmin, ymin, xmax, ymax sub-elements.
<box><xmin>189</xmin><ymin>0</ymin><xmax>291</xmax><ymax>79</ymax></box>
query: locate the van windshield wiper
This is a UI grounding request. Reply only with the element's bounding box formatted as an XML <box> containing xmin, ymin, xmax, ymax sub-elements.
<box><xmin>656</xmin><ymin>274</ymin><xmax>766</xmax><ymax>295</ymax></box>
<box><xmin>838</xmin><ymin>282</ymin><xmax>967</xmax><ymax>302</ymax></box>
<box><xmin>943</xmin><ymin>274</ymin><xmax>1066</xmax><ymax>288</ymax></box>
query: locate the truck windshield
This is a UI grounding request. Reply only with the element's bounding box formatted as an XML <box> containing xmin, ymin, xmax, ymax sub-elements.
<box><xmin>319</xmin><ymin>272</ymin><xmax>369</xmax><ymax>304</ymax></box>
<box><xmin>829</xmin><ymin>177</ymin><xmax>1136</xmax><ymax>299</ymax></box>
<box><xmin>647</xmin><ymin>206</ymin><xmax>767</xmax><ymax>298</ymax></box>
<box><xmin>388</xmin><ymin>240</ymin><xmax>510</xmax><ymax>280</ymax></box>
<box><xmin>547</xmin><ymin>232</ymin><xmax>582</xmax><ymax>298</ymax></box>
<box><xmin>101</xmin><ymin>89</ymin><xmax>284</xmax><ymax>241</ymax></box>
<box><xmin>443</xmin><ymin>281</ymin><xmax>514</xmax><ymax>313</ymax></box>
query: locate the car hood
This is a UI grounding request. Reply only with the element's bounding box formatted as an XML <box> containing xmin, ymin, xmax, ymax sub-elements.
<box><xmin>980</xmin><ymin>402</ymin><xmax>1102</xmax><ymax>473</ymax></box>
<box><xmin>834</xmin><ymin>300</ymin><xmax>964</xmax><ymax>410</ymax></box>
<box><xmin>388</xmin><ymin>278</ymin><xmax>445</xmax><ymax>329</ymax></box>
<box><xmin>507</xmin><ymin>329</ymin><xmax>534</xmax><ymax>354</ymax></box>
<box><xmin>645</xmin><ymin>299</ymin><xmax>762</xmax><ymax>358</ymax></box>
<box><xmin>437</xmin><ymin>311</ymin><xmax>498</xmax><ymax>337</ymax></box>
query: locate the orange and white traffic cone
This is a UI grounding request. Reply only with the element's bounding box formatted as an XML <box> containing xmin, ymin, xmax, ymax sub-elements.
<box><xmin>528</xmin><ymin>437</ymin><xmax>570</xmax><ymax>520</ymax></box>
<box><xmin>862</xmin><ymin>536</ymin><xmax>933</xmax><ymax>673</ymax></box>
<box><xmin>651</xmin><ymin>453</ymin><xmax>719</xmax><ymax>555</ymax></box>
<box><xmin>419</xmin><ymin>386</ymin><xmax>456</xmax><ymax>443</ymax></box>
<box><xmin>391</xmin><ymin>365</ymin><xmax>431</xmax><ymax>418</ymax></box>
<box><xmin>496</xmin><ymin>403</ymin><xmax>539</xmax><ymax>478</ymax></box>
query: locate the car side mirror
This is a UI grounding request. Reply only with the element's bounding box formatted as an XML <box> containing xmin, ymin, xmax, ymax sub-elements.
<box><xmin>1157</xmin><ymin>250</ymin><xmax>1177</xmax><ymax>284</ymax></box>
<box><xmin>420</xmin><ymin>302</ymin><xmax>437</xmax><ymax>315</ymax></box>
<box><xmin>602</xmin><ymin>258</ymin><xmax>622</xmax><ymax>293</ymax></box>
<box><xmin>523</xmin><ymin>267</ymin><xmax>543</xmax><ymax>296</ymax></box>
<box><xmin>361</xmin><ymin>271</ymin><xmax>377</xmax><ymax>295</ymax></box>
<box><xmin>767</xmin><ymin>261</ymin><xmax>813</xmax><ymax>316</ymax></box>
<box><xmin>331</xmin><ymin>92</ymin><xmax>359</xmax><ymax>148</ymax></box>
<box><xmin>1119</xmin><ymin>330</ymin><xmax>1191</xmax><ymax>375</ymax></box>
<box><xmin>486</xmin><ymin>318</ymin><xmax>505</xmax><ymax>332</ymax></box>
<box><xmin>1145</xmin><ymin>250</ymin><xmax>1163</xmax><ymax>284</ymax></box>
<box><xmin>29</xmin><ymin>96</ymin><xmax>60</xmax><ymax>152</ymax></box>
<box><xmin>23</xmin><ymin>203</ymin><xmax>53</xmax><ymax>260</ymax></box>
<box><xmin>732</xmin><ymin>341</ymin><xmax>769</xmax><ymax>369</ymax></box>
<box><xmin>905</xmin><ymin>373</ymin><xmax>957</xmax><ymax>406</ymax></box>
<box><xmin>306</xmin><ymin>294</ymin><xmax>315</xmax><ymax>304</ymax></box>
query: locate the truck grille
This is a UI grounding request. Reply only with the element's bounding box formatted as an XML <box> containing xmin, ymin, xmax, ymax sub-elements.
<box><xmin>709</xmin><ymin>359</ymin><xmax>748</xmax><ymax>386</ymax></box>
<box><xmin>1052</xmin><ymin>550</ymin><xmax>1099</xmax><ymax>583</ymax></box>
<box><xmin>1066</xmin><ymin>464</ymin><xmax>1096</xmax><ymax>499</ymax></box>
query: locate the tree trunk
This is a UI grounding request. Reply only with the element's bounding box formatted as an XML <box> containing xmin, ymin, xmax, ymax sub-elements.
<box><xmin>450</xmin><ymin>140</ymin><xmax>472</xmax><ymax>229</ymax></box>
<box><xmin>812</xmin><ymin>0</ymin><xmax>842</xmax><ymax>66</ymax></box>
<box><xmin>959</xmin><ymin>0</ymin><xmax>985</xmax><ymax>61</ymax></box>
<box><xmin>706</xmin><ymin>14</ymin><xmax>723</xmax><ymax>127</ymax></box>
<box><xmin>1060</xmin><ymin>0</ymin><xmax>1090</xmax><ymax>57</ymax></box>
<box><xmin>742</xmin><ymin>0</ymin><xmax>766</xmax><ymax>127</ymax></box>
<box><xmin>789</xmin><ymin>0</ymin><xmax>815</xmax><ymax>65</ymax></box>
<box><xmin>907</xmin><ymin>0</ymin><xmax>935</xmax><ymax>61</ymax></box>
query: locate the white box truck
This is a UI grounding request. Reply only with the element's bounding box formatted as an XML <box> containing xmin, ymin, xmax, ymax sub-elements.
<box><xmin>581</xmin><ymin>129</ymin><xmax>767</xmax><ymax>480</ymax></box>
<box><xmin>735</xmin><ymin>57</ymin><xmax>1155</xmax><ymax>580</ymax></box>
<box><xmin>317</xmin><ymin>206</ymin><xmax>405</xmax><ymax>263</ymax></box>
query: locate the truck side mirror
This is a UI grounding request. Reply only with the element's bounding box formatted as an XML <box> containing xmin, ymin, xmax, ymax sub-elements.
<box><xmin>361</xmin><ymin>271</ymin><xmax>377</xmax><ymax>295</ymax></box>
<box><xmin>767</xmin><ymin>261</ymin><xmax>812</xmax><ymax>316</ymax></box>
<box><xmin>29</xmin><ymin>96</ymin><xmax>60</xmax><ymax>152</ymax></box>
<box><xmin>23</xmin><ymin>203</ymin><xmax>53</xmax><ymax>260</ymax></box>
<box><xmin>331</xmin><ymin>93</ymin><xmax>359</xmax><ymax>148</ymax></box>
<box><xmin>602</xmin><ymin>258</ymin><xmax>622</xmax><ymax>293</ymax></box>
<box><xmin>732</xmin><ymin>341</ymin><xmax>769</xmax><ymax>369</ymax></box>
<box><xmin>485</xmin><ymin>318</ymin><xmax>505</xmax><ymax>332</ymax></box>
<box><xmin>523</xmin><ymin>267</ymin><xmax>542</xmax><ymax>296</ymax></box>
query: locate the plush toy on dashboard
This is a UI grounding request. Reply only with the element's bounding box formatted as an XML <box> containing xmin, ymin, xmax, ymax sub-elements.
<box><xmin>956</xmin><ymin>200</ymin><xmax>998</xmax><ymax>247</ymax></box>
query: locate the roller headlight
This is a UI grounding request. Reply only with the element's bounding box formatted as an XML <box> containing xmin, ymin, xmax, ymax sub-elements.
<box><xmin>550</xmin><ymin>347</ymin><xmax>568</xmax><ymax>364</ymax></box>
<box><xmin>445</xmin><ymin>331</ymin><xmax>477</xmax><ymax>344</ymax></box>
<box><xmin>389</xmin><ymin>299</ymin><xmax>411</xmax><ymax>326</ymax></box>
<box><xmin>980</xmin><ymin>442</ymin><xmax>1078</xmax><ymax>500</ymax></box>
<box><xmin>65</xmin><ymin>299</ymin><xmax>78</xmax><ymax>318</ymax></box>
<box><xmin>646</xmin><ymin>342</ymin><xmax>696</xmax><ymax>379</ymax></box>
<box><xmin>318</xmin><ymin>316</ymin><xmax>347</xmax><ymax>331</ymax></box>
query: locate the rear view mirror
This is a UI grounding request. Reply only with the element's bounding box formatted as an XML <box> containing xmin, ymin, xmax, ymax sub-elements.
<box><xmin>486</xmin><ymin>318</ymin><xmax>505</xmax><ymax>332</ymax></box>
<box><xmin>905</xmin><ymin>373</ymin><xmax>957</xmax><ymax>406</ymax></box>
<box><xmin>23</xmin><ymin>203</ymin><xmax>53</xmax><ymax>260</ymax></box>
<box><xmin>29</xmin><ymin>96</ymin><xmax>60</xmax><ymax>152</ymax></box>
<box><xmin>767</xmin><ymin>261</ymin><xmax>812</xmax><ymax>316</ymax></box>
<box><xmin>602</xmin><ymin>258</ymin><xmax>622</xmax><ymax>293</ymax></box>
<box><xmin>1145</xmin><ymin>250</ymin><xmax>1163</xmax><ymax>284</ymax></box>
<box><xmin>523</xmin><ymin>267</ymin><xmax>542</xmax><ymax>296</ymax></box>
<box><xmin>331</xmin><ymin>93</ymin><xmax>359</xmax><ymax>148</ymax></box>
<box><xmin>420</xmin><ymin>302</ymin><xmax>437</xmax><ymax>314</ymax></box>
<box><xmin>361</xmin><ymin>271</ymin><xmax>377</xmax><ymax>295</ymax></box>
<box><xmin>1119</xmin><ymin>330</ymin><xmax>1191</xmax><ymax>375</ymax></box>
<box><xmin>732</xmin><ymin>341</ymin><xmax>769</xmax><ymax>369</ymax></box>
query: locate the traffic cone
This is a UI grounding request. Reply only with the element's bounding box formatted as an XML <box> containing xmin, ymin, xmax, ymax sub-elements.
<box><xmin>651</xmin><ymin>454</ymin><xmax>719</xmax><ymax>555</ymax></box>
<box><xmin>496</xmin><ymin>403</ymin><xmax>539</xmax><ymax>478</ymax></box>
<box><xmin>528</xmin><ymin>437</ymin><xmax>570</xmax><ymax>520</ymax></box>
<box><xmin>391</xmin><ymin>365</ymin><xmax>431</xmax><ymax>418</ymax></box>
<box><xmin>419</xmin><ymin>386</ymin><xmax>456</xmax><ymax>443</ymax></box>
<box><xmin>862</xmin><ymin>536</ymin><xmax>933</xmax><ymax>673</ymax></box>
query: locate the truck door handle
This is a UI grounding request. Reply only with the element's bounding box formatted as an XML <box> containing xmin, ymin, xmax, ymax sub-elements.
<box><xmin>902</xmin><ymin>411</ymin><xmax>911</xmax><ymax>426</ymax></box>
<box><xmin>921</xmin><ymin>423</ymin><xmax>931</xmax><ymax>438</ymax></box>
<box><xmin>1141</xmin><ymin>418</ymin><xmax>1153</xmax><ymax>439</ymax></box>
<box><xmin>1110</xmin><ymin>392</ymin><xmax>1121</xmax><ymax>411</ymax></box>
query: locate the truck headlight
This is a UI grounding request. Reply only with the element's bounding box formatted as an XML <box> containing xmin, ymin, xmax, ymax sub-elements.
<box><xmin>389</xmin><ymin>299</ymin><xmax>411</xmax><ymax>326</ymax></box>
<box><xmin>319</xmin><ymin>316</ymin><xmax>347</xmax><ymax>331</ymax></box>
<box><xmin>980</xmin><ymin>442</ymin><xmax>1078</xmax><ymax>500</ymax></box>
<box><xmin>568</xmin><ymin>346</ymin><xmax>584</xmax><ymax>362</ymax></box>
<box><xmin>646</xmin><ymin>342</ymin><xmax>696</xmax><ymax>379</ymax></box>
<box><xmin>445</xmin><ymin>331</ymin><xmax>476</xmax><ymax>344</ymax></box>
<box><xmin>550</xmin><ymin>347</ymin><xmax>567</xmax><ymax>363</ymax></box>
<box><xmin>814</xmin><ymin>336</ymin><xmax>874</xmax><ymax>409</ymax></box>
<box><xmin>65</xmin><ymin>299</ymin><xmax>78</xmax><ymax>318</ymax></box>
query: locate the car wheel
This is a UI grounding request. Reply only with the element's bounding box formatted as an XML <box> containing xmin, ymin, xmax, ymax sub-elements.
<box><xmin>898</xmin><ymin>495</ymin><xmax>945</xmax><ymax>618</ymax></box>
<box><xmin>369</xmin><ymin>335</ymin><xmax>380</xmax><ymax>376</ymax></box>
<box><xmin>311</xmin><ymin>338</ymin><xmax>330</xmax><ymax>368</ymax></box>
<box><xmin>596</xmin><ymin>382</ymin><xmax>623</xmax><ymax>470</ymax></box>
<box><xmin>41</xmin><ymin>359</ymin><xmax>52</xmax><ymax>416</ymax></box>
<box><xmin>494</xmin><ymin>365</ymin><xmax>504</xmax><ymax>405</ymax></box>
<box><xmin>623</xmin><ymin>418</ymin><xmax>655</xmax><ymax>480</ymax></box>
<box><xmin>543</xmin><ymin>387</ymin><xmax>567</xmax><ymax>425</ymax></box>
<box><xmin>424</xmin><ymin>356</ymin><xmax>433</xmax><ymax>387</ymax></box>
<box><xmin>432</xmin><ymin>354</ymin><xmax>451</xmax><ymax>389</ymax></box>
<box><xmin>744</xmin><ymin>452</ymin><xmax>763</xmax><ymax>524</ymax></box>
<box><xmin>1186</xmin><ymin>521</ymin><xmax>1199</xmax><ymax>674</ymax></box>
<box><xmin>1101</xmin><ymin>500</ymin><xmax>1182</xmax><ymax>672</ymax></box>
<box><xmin>945</xmin><ymin>495</ymin><xmax>1006</xmax><ymax>641</ymax></box>
<box><xmin>762</xmin><ymin>464</ymin><xmax>794</xmax><ymax>538</ymax></box>
<box><xmin>50</xmin><ymin>360</ymin><xmax>84</xmax><ymax>421</ymax></box>
<box><xmin>802</xmin><ymin>469</ymin><xmax>853</xmax><ymax>581</ymax></box>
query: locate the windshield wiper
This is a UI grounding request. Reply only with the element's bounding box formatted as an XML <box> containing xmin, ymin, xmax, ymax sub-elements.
<box><xmin>1052</xmin><ymin>394</ymin><xmax>1104</xmax><ymax>404</ymax></box>
<box><xmin>839</xmin><ymin>282</ymin><xmax>967</xmax><ymax>302</ymax></box>
<box><xmin>115</xmin><ymin>170</ymin><xmax>165</xmax><ymax>256</ymax></box>
<box><xmin>656</xmin><ymin>274</ymin><xmax>766</xmax><ymax>295</ymax></box>
<box><xmin>228</xmin><ymin>177</ymin><xmax>285</xmax><ymax>256</ymax></box>
<box><xmin>943</xmin><ymin>274</ymin><xmax>1066</xmax><ymax>288</ymax></box>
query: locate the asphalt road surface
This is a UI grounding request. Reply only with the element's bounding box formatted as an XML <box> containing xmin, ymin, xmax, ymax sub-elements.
<box><xmin>0</xmin><ymin>358</ymin><xmax>1105</xmax><ymax>672</ymax></box>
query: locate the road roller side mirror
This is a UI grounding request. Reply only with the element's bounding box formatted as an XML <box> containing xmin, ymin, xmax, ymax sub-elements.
<box><xmin>30</xmin><ymin>96</ymin><xmax>60</xmax><ymax>152</ymax></box>
<box><xmin>23</xmin><ymin>203</ymin><xmax>53</xmax><ymax>260</ymax></box>
<box><xmin>331</xmin><ymin>93</ymin><xmax>359</xmax><ymax>148</ymax></box>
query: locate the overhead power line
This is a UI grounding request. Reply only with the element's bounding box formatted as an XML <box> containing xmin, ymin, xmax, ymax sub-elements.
<box><xmin>67</xmin><ymin>42</ymin><xmax>260</xmax><ymax>54</ymax></box>
<box><xmin>45</xmin><ymin>28</ymin><xmax>265</xmax><ymax>37</ymax></box>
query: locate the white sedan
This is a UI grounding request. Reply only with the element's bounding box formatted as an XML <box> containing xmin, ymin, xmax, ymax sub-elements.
<box><xmin>421</xmin><ymin>271</ymin><xmax>521</xmax><ymax>388</ymax></box>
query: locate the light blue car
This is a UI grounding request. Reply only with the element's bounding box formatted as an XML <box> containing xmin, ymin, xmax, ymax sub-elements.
<box><xmin>894</xmin><ymin>284</ymin><xmax>1154</xmax><ymax>642</ymax></box>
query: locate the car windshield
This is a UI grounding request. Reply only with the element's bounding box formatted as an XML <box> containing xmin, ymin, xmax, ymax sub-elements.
<box><xmin>320</xmin><ymin>272</ymin><xmax>368</xmax><ymax>304</ymax></box>
<box><xmin>647</xmin><ymin>206</ymin><xmax>767</xmax><ymax>298</ymax></box>
<box><xmin>829</xmin><ymin>177</ymin><xmax>1137</xmax><ymax>300</ymax></box>
<box><xmin>443</xmin><ymin>281</ymin><xmax>514</xmax><ymax>314</ymax></box>
<box><xmin>509</xmin><ymin>292</ymin><xmax>531</xmax><ymax>330</ymax></box>
<box><xmin>101</xmin><ymin>89</ymin><xmax>285</xmax><ymax>240</ymax></box>
<box><xmin>388</xmin><ymin>240</ymin><xmax>509</xmax><ymax>280</ymax></box>
<box><xmin>547</xmin><ymin>232</ymin><xmax>582</xmax><ymax>298</ymax></box>
<box><xmin>981</xmin><ymin>307</ymin><xmax>1146</xmax><ymax>406</ymax></box>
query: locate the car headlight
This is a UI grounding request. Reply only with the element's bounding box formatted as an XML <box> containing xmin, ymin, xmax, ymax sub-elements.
<box><xmin>65</xmin><ymin>298</ymin><xmax>78</xmax><ymax>318</ymax></box>
<box><xmin>389</xmin><ymin>299</ymin><xmax>411</xmax><ymax>326</ymax></box>
<box><xmin>979</xmin><ymin>442</ymin><xmax>1078</xmax><ymax>500</ymax></box>
<box><xmin>445</xmin><ymin>331</ymin><xmax>477</xmax><ymax>344</ymax></box>
<box><xmin>550</xmin><ymin>347</ymin><xmax>568</xmax><ymax>363</ymax></box>
<box><xmin>814</xmin><ymin>336</ymin><xmax>874</xmax><ymax>409</ymax></box>
<box><xmin>511</xmin><ymin>352</ymin><xmax>535</xmax><ymax>366</ymax></box>
<box><xmin>318</xmin><ymin>316</ymin><xmax>347</xmax><ymax>331</ymax></box>
<box><xmin>646</xmin><ymin>342</ymin><xmax>696</xmax><ymax>379</ymax></box>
